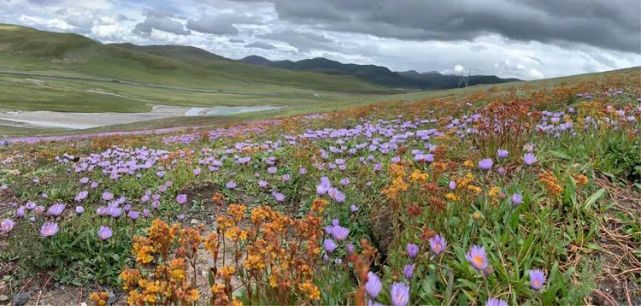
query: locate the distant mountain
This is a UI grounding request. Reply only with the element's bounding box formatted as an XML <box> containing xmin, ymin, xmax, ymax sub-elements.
<box><xmin>241</xmin><ymin>56</ymin><xmax>520</xmax><ymax>90</ymax></box>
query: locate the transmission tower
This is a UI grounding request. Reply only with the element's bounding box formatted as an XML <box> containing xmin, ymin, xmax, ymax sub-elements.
<box><xmin>457</xmin><ymin>68</ymin><xmax>471</xmax><ymax>88</ymax></box>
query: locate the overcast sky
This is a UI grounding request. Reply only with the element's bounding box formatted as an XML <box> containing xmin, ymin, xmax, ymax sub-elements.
<box><xmin>1</xmin><ymin>0</ymin><xmax>639</xmax><ymax>80</ymax></box>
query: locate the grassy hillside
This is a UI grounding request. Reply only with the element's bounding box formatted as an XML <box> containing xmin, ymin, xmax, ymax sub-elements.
<box><xmin>0</xmin><ymin>24</ymin><xmax>392</xmax><ymax>114</ymax></box>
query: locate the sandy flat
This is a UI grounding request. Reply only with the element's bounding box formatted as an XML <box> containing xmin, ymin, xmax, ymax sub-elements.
<box><xmin>0</xmin><ymin>105</ymin><xmax>281</xmax><ymax>130</ymax></box>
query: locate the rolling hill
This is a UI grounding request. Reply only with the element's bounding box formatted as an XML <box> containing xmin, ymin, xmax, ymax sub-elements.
<box><xmin>240</xmin><ymin>55</ymin><xmax>520</xmax><ymax>90</ymax></box>
<box><xmin>0</xmin><ymin>24</ymin><xmax>389</xmax><ymax>95</ymax></box>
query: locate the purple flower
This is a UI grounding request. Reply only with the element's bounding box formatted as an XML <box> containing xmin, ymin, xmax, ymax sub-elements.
<box><xmin>97</xmin><ymin>226</ymin><xmax>112</xmax><ymax>240</ymax></box>
<box><xmin>365</xmin><ymin>272</ymin><xmax>382</xmax><ymax>298</ymax></box>
<box><xmin>282</xmin><ymin>174</ymin><xmax>290</xmax><ymax>182</ymax></box>
<box><xmin>108</xmin><ymin>206</ymin><xmax>122</xmax><ymax>218</ymax></box>
<box><xmin>47</xmin><ymin>203</ymin><xmax>66</xmax><ymax>217</ymax></box>
<box><xmin>40</xmin><ymin>222</ymin><xmax>59</xmax><ymax>237</ymax></box>
<box><xmin>16</xmin><ymin>206</ymin><xmax>25</xmax><ymax>218</ymax></box>
<box><xmin>299</xmin><ymin>167</ymin><xmax>307</xmax><ymax>175</ymax></box>
<box><xmin>478</xmin><ymin>158</ymin><xmax>493</xmax><ymax>170</ymax></box>
<box><xmin>529</xmin><ymin>269</ymin><xmax>546</xmax><ymax>291</ymax></box>
<box><xmin>330</xmin><ymin>225</ymin><xmax>350</xmax><ymax>241</ymax></box>
<box><xmin>340</xmin><ymin>178</ymin><xmax>350</xmax><ymax>186</ymax></box>
<box><xmin>323</xmin><ymin>239</ymin><xmax>337</xmax><ymax>253</ymax></box>
<box><xmin>406</xmin><ymin>243</ymin><xmax>419</xmax><ymax>259</ymax></box>
<box><xmin>75</xmin><ymin>190</ymin><xmax>88</xmax><ymax>202</ymax></box>
<box><xmin>403</xmin><ymin>264</ymin><xmax>415</xmax><ymax>280</ymax></box>
<box><xmin>429</xmin><ymin>234</ymin><xmax>447</xmax><ymax>255</ymax></box>
<box><xmin>176</xmin><ymin>194</ymin><xmax>188</xmax><ymax>205</ymax></box>
<box><xmin>267</xmin><ymin>166</ymin><xmax>277</xmax><ymax>174</ymax></box>
<box><xmin>75</xmin><ymin>206</ymin><xmax>84</xmax><ymax>214</ymax></box>
<box><xmin>193</xmin><ymin>168</ymin><xmax>201</xmax><ymax>176</ymax></box>
<box><xmin>511</xmin><ymin>193</ymin><xmax>523</xmax><ymax>206</ymax></box>
<box><xmin>350</xmin><ymin>204</ymin><xmax>359</xmax><ymax>213</ymax></box>
<box><xmin>523</xmin><ymin>153</ymin><xmax>537</xmax><ymax>166</ymax></box>
<box><xmin>497</xmin><ymin>149</ymin><xmax>509</xmax><ymax>159</ymax></box>
<box><xmin>466</xmin><ymin>245</ymin><xmax>489</xmax><ymax>271</ymax></box>
<box><xmin>346</xmin><ymin>242</ymin><xmax>355</xmax><ymax>254</ymax></box>
<box><xmin>226</xmin><ymin>180</ymin><xmax>237</xmax><ymax>189</ymax></box>
<box><xmin>1</xmin><ymin>219</ymin><xmax>15</xmax><ymax>233</ymax></box>
<box><xmin>128</xmin><ymin>211</ymin><xmax>140</xmax><ymax>220</ymax></box>
<box><xmin>101</xmin><ymin>191</ymin><xmax>114</xmax><ymax>201</ymax></box>
<box><xmin>448</xmin><ymin>180</ymin><xmax>457</xmax><ymax>190</ymax></box>
<box><xmin>79</xmin><ymin>177</ymin><xmax>89</xmax><ymax>184</ymax></box>
<box><xmin>390</xmin><ymin>282</ymin><xmax>410</xmax><ymax>306</ymax></box>
<box><xmin>258</xmin><ymin>180</ymin><xmax>268</xmax><ymax>188</ymax></box>
<box><xmin>485</xmin><ymin>298</ymin><xmax>508</xmax><ymax>306</ymax></box>
<box><xmin>272</xmin><ymin>191</ymin><xmax>285</xmax><ymax>202</ymax></box>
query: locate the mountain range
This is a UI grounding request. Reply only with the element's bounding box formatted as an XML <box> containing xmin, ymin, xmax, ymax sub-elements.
<box><xmin>241</xmin><ymin>55</ymin><xmax>519</xmax><ymax>90</ymax></box>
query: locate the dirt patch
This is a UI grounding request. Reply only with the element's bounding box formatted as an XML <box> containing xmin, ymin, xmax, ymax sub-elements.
<box><xmin>370</xmin><ymin>203</ymin><xmax>394</xmax><ymax>258</ymax></box>
<box><xmin>590</xmin><ymin>175</ymin><xmax>641</xmax><ymax>305</ymax></box>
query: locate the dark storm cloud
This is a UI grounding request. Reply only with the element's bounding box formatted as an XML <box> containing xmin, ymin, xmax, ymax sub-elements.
<box><xmin>261</xmin><ymin>0</ymin><xmax>640</xmax><ymax>53</ymax></box>
<box><xmin>245</xmin><ymin>41</ymin><xmax>276</xmax><ymax>50</ymax></box>
<box><xmin>259</xmin><ymin>29</ymin><xmax>336</xmax><ymax>52</ymax></box>
<box><xmin>133</xmin><ymin>11</ymin><xmax>191</xmax><ymax>35</ymax></box>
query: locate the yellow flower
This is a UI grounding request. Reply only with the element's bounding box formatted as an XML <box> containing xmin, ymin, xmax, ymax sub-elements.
<box><xmin>232</xmin><ymin>298</ymin><xmax>244</xmax><ymax>306</ymax></box>
<box><xmin>409</xmin><ymin>169</ymin><xmax>429</xmax><ymax>183</ymax></box>
<box><xmin>464</xmin><ymin>160</ymin><xmax>475</xmax><ymax>168</ymax></box>
<box><xmin>299</xmin><ymin>282</ymin><xmax>321</xmax><ymax>300</ymax></box>
<box><xmin>445</xmin><ymin>192</ymin><xmax>459</xmax><ymax>201</ymax></box>
<box><xmin>218</xmin><ymin>265</ymin><xmax>236</xmax><ymax>279</ymax></box>
<box><xmin>488</xmin><ymin>186</ymin><xmax>501</xmax><ymax>198</ymax></box>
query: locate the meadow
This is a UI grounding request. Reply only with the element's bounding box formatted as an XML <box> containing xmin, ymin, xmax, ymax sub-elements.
<box><xmin>0</xmin><ymin>67</ymin><xmax>640</xmax><ymax>305</ymax></box>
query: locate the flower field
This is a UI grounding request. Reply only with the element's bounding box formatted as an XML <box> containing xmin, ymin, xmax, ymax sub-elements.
<box><xmin>1</xmin><ymin>69</ymin><xmax>640</xmax><ymax>305</ymax></box>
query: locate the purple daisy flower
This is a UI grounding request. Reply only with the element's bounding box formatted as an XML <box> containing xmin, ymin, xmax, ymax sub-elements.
<box><xmin>176</xmin><ymin>194</ymin><xmax>188</xmax><ymax>205</ymax></box>
<box><xmin>511</xmin><ymin>193</ymin><xmax>523</xmax><ymax>206</ymax></box>
<box><xmin>497</xmin><ymin>149</ymin><xmax>509</xmax><ymax>159</ymax></box>
<box><xmin>390</xmin><ymin>282</ymin><xmax>410</xmax><ymax>306</ymax></box>
<box><xmin>406</xmin><ymin>243</ymin><xmax>419</xmax><ymax>259</ymax></box>
<box><xmin>226</xmin><ymin>180</ymin><xmax>237</xmax><ymax>189</ymax></box>
<box><xmin>40</xmin><ymin>222</ymin><xmax>59</xmax><ymax>237</ymax></box>
<box><xmin>365</xmin><ymin>272</ymin><xmax>382</xmax><ymax>298</ymax></box>
<box><xmin>523</xmin><ymin>153</ymin><xmax>537</xmax><ymax>166</ymax></box>
<box><xmin>1</xmin><ymin>219</ymin><xmax>15</xmax><ymax>233</ymax></box>
<box><xmin>486</xmin><ymin>298</ymin><xmax>508</xmax><ymax>306</ymax></box>
<box><xmin>323</xmin><ymin>239</ymin><xmax>337</xmax><ymax>253</ymax></box>
<box><xmin>101</xmin><ymin>191</ymin><xmax>114</xmax><ymax>201</ymax></box>
<box><xmin>47</xmin><ymin>203</ymin><xmax>66</xmax><ymax>217</ymax></box>
<box><xmin>429</xmin><ymin>234</ymin><xmax>447</xmax><ymax>255</ymax></box>
<box><xmin>330</xmin><ymin>225</ymin><xmax>350</xmax><ymax>241</ymax></box>
<box><xmin>466</xmin><ymin>245</ymin><xmax>489</xmax><ymax>271</ymax></box>
<box><xmin>403</xmin><ymin>264</ymin><xmax>415</xmax><ymax>280</ymax></box>
<box><xmin>449</xmin><ymin>180</ymin><xmax>457</xmax><ymax>190</ymax></box>
<box><xmin>75</xmin><ymin>206</ymin><xmax>84</xmax><ymax>214</ymax></box>
<box><xmin>478</xmin><ymin>158</ymin><xmax>493</xmax><ymax>170</ymax></box>
<box><xmin>529</xmin><ymin>269</ymin><xmax>546</xmax><ymax>291</ymax></box>
<box><xmin>97</xmin><ymin>226</ymin><xmax>113</xmax><ymax>240</ymax></box>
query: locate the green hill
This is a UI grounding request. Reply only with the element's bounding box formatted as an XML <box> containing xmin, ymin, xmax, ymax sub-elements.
<box><xmin>0</xmin><ymin>24</ymin><xmax>389</xmax><ymax>93</ymax></box>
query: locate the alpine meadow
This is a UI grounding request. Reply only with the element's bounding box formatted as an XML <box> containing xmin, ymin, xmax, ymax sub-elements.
<box><xmin>0</xmin><ymin>1</ymin><xmax>640</xmax><ymax>305</ymax></box>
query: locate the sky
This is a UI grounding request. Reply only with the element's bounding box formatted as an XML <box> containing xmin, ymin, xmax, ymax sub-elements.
<box><xmin>1</xmin><ymin>0</ymin><xmax>640</xmax><ymax>80</ymax></box>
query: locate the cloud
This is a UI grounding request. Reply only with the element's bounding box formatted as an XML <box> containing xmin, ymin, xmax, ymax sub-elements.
<box><xmin>186</xmin><ymin>14</ymin><xmax>241</xmax><ymax>35</ymax></box>
<box><xmin>133</xmin><ymin>11</ymin><xmax>190</xmax><ymax>36</ymax></box>
<box><xmin>266</xmin><ymin>0</ymin><xmax>640</xmax><ymax>53</ymax></box>
<box><xmin>245</xmin><ymin>41</ymin><xmax>277</xmax><ymax>50</ymax></box>
<box><xmin>259</xmin><ymin>29</ymin><xmax>336</xmax><ymax>52</ymax></box>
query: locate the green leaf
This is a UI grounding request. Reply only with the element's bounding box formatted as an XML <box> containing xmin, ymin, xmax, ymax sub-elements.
<box><xmin>582</xmin><ymin>188</ymin><xmax>606</xmax><ymax>210</ymax></box>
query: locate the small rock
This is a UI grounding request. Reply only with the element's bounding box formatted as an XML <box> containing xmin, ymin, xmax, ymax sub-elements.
<box><xmin>0</xmin><ymin>294</ymin><xmax>8</xmax><ymax>302</ymax></box>
<box><xmin>107</xmin><ymin>291</ymin><xmax>117</xmax><ymax>305</ymax></box>
<box><xmin>190</xmin><ymin>219</ymin><xmax>199</xmax><ymax>225</ymax></box>
<box><xmin>12</xmin><ymin>292</ymin><xmax>29</xmax><ymax>306</ymax></box>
